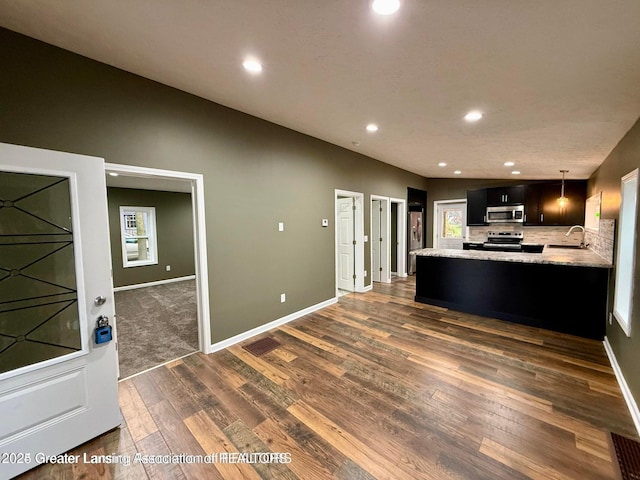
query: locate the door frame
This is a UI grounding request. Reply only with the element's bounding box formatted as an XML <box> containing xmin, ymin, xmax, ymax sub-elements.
<box><xmin>105</xmin><ymin>163</ymin><xmax>212</xmax><ymax>355</ymax></box>
<box><xmin>335</xmin><ymin>190</ymin><xmax>365</xmax><ymax>294</ymax></box>
<box><xmin>433</xmin><ymin>198</ymin><xmax>467</xmax><ymax>249</ymax></box>
<box><xmin>390</xmin><ymin>197</ymin><xmax>407</xmax><ymax>277</ymax></box>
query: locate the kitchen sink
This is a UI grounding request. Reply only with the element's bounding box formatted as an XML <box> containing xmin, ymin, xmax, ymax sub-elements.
<box><xmin>546</xmin><ymin>244</ymin><xmax>585</xmax><ymax>249</ymax></box>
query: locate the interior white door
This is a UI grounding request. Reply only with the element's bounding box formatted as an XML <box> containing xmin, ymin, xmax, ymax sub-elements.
<box><xmin>337</xmin><ymin>197</ymin><xmax>355</xmax><ymax>291</ymax></box>
<box><xmin>435</xmin><ymin>201</ymin><xmax>467</xmax><ymax>250</ymax></box>
<box><xmin>0</xmin><ymin>143</ymin><xmax>120</xmax><ymax>478</ymax></box>
<box><xmin>372</xmin><ymin>200</ymin><xmax>381</xmax><ymax>282</ymax></box>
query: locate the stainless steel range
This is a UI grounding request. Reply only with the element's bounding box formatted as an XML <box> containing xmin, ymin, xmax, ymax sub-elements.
<box><xmin>483</xmin><ymin>231</ymin><xmax>523</xmax><ymax>252</ymax></box>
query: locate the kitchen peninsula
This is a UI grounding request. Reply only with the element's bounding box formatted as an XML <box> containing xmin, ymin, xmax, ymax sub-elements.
<box><xmin>412</xmin><ymin>247</ymin><xmax>611</xmax><ymax>340</ymax></box>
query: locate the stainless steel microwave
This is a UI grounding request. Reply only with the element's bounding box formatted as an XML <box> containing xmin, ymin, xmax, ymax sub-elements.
<box><xmin>486</xmin><ymin>205</ymin><xmax>525</xmax><ymax>223</ymax></box>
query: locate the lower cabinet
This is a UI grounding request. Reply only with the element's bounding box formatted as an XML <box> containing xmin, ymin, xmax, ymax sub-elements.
<box><xmin>415</xmin><ymin>255</ymin><xmax>608</xmax><ymax>340</ymax></box>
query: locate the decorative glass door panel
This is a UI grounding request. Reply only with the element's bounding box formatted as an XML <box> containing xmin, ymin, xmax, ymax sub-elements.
<box><xmin>0</xmin><ymin>171</ymin><xmax>82</xmax><ymax>375</ymax></box>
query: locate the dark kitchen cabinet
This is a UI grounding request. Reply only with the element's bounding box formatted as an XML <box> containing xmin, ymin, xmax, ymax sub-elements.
<box><xmin>486</xmin><ymin>185</ymin><xmax>525</xmax><ymax>206</ymax></box>
<box><xmin>415</xmin><ymin>255</ymin><xmax>608</xmax><ymax>340</ymax></box>
<box><xmin>524</xmin><ymin>181</ymin><xmax>586</xmax><ymax>226</ymax></box>
<box><xmin>466</xmin><ymin>188</ymin><xmax>487</xmax><ymax>225</ymax></box>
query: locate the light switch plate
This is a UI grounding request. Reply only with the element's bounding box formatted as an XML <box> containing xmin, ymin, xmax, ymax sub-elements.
<box><xmin>278</xmin><ymin>222</ymin><xmax>284</xmax><ymax>231</ymax></box>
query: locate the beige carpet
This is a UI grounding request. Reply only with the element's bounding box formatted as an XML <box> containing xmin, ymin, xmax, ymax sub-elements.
<box><xmin>114</xmin><ymin>279</ymin><xmax>198</xmax><ymax>379</ymax></box>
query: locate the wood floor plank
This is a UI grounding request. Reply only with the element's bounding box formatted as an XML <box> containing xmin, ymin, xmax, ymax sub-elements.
<box><xmin>181</xmin><ymin>353</ymin><xmax>266</xmax><ymax>429</ymax></box>
<box><xmin>15</xmin><ymin>275</ymin><xmax>636</xmax><ymax>480</ymax></box>
<box><xmin>287</xmin><ymin>400</ymin><xmax>402</xmax><ymax>480</ymax></box>
<box><xmin>118</xmin><ymin>381</ymin><xmax>158</xmax><ymax>443</ymax></box>
<box><xmin>146</xmin><ymin>399</ymin><xmax>221</xmax><ymax>480</ymax></box>
<box><xmin>240</xmin><ymin>380</ymin><xmax>346</xmax><ymax>468</ymax></box>
<box><xmin>479</xmin><ymin>436</ymin><xmax>589</xmax><ymax>480</ymax></box>
<box><xmin>253</xmin><ymin>418</ymin><xmax>337</xmax><ymax>480</ymax></box>
<box><xmin>222</xmin><ymin>419</ymin><xmax>299</xmax><ymax>480</ymax></box>
<box><xmin>183</xmin><ymin>410</ymin><xmax>262</xmax><ymax>480</ymax></box>
<box><xmin>227</xmin><ymin>344</ymin><xmax>290</xmax><ymax>385</ymax></box>
<box><xmin>135</xmin><ymin>431</ymin><xmax>187</xmax><ymax>480</ymax></box>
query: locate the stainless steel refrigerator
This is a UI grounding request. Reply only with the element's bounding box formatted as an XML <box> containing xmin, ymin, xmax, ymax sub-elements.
<box><xmin>408</xmin><ymin>210</ymin><xmax>424</xmax><ymax>274</ymax></box>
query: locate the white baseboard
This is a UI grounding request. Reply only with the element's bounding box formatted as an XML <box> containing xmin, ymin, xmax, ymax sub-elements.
<box><xmin>113</xmin><ymin>275</ymin><xmax>196</xmax><ymax>292</ymax></box>
<box><xmin>209</xmin><ymin>297</ymin><xmax>338</xmax><ymax>353</ymax></box>
<box><xmin>603</xmin><ymin>336</ymin><xmax>640</xmax><ymax>436</ymax></box>
<box><xmin>358</xmin><ymin>284</ymin><xmax>373</xmax><ymax>293</ymax></box>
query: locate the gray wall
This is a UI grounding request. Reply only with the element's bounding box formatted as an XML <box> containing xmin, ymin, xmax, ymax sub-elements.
<box><xmin>589</xmin><ymin>117</ymin><xmax>640</xmax><ymax>404</ymax></box>
<box><xmin>107</xmin><ymin>187</ymin><xmax>195</xmax><ymax>288</ymax></box>
<box><xmin>0</xmin><ymin>28</ymin><xmax>428</xmax><ymax>343</ymax></box>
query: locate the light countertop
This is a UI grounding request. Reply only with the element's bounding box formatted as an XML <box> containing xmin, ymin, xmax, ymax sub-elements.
<box><xmin>410</xmin><ymin>246</ymin><xmax>612</xmax><ymax>268</ymax></box>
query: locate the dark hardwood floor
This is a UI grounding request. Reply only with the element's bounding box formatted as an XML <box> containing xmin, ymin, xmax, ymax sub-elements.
<box><xmin>17</xmin><ymin>276</ymin><xmax>637</xmax><ymax>479</ymax></box>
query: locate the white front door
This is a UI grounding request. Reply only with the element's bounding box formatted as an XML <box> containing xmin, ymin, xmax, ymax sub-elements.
<box><xmin>337</xmin><ymin>197</ymin><xmax>355</xmax><ymax>291</ymax></box>
<box><xmin>435</xmin><ymin>200</ymin><xmax>467</xmax><ymax>249</ymax></box>
<box><xmin>0</xmin><ymin>143</ymin><xmax>120</xmax><ymax>478</ymax></box>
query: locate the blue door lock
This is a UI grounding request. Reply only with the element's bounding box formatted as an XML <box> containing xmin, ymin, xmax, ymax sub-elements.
<box><xmin>95</xmin><ymin>315</ymin><xmax>112</xmax><ymax>344</ymax></box>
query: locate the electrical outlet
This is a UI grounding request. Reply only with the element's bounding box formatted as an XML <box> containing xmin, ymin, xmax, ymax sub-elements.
<box><xmin>165</xmin><ymin>265</ymin><xmax>171</xmax><ymax>272</ymax></box>
<box><xmin>364</xmin><ymin>270</ymin><xmax>367</xmax><ymax>278</ymax></box>
<box><xmin>280</xmin><ymin>293</ymin><xmax>286</xmax><ymax>303</ymax></box>
<box><xmin>609</xmin><ymin>312</ymin><xmax>613</xmax><ymax>325</ymax></box>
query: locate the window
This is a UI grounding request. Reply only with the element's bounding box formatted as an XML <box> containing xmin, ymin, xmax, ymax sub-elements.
<box><xmin>613</xmin><ymin>169</ymin><xmax>638</xmax><ymax>336</ymax></box>
<box><xmin>119</xmin><ymin>206</ymin><xmax>158</xmax><ymax>268</ymax></box>
<box><xmin>442</xmin><ymin>207</ymin><xmax>463</xmax><ymax>238</ymax></box>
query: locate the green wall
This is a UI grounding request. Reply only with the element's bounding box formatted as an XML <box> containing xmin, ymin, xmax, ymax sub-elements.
<box><xmin>0</xmin><ymin>28</ymin><xmax>428</xmax><ymax>343</ymax></box>
<box><xmin>107</xmin><ymin>187</ymin><xmax>195</xmax><ymax>288</ymax></box>
<box><xmin>589</xmin><ymin>117</ymin><xmax>640</xmax><ymax>404</ymax></box>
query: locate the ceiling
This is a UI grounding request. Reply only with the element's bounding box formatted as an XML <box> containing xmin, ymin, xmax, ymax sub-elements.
<box><xmin>1</xmin><ymin>1</ymin><xmax>640</xmax><ymax>180</ymax></box>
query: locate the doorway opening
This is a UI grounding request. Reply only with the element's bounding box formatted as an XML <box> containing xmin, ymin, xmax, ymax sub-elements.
<box><xmin>390</xmin><ymin>197</ymin><xmax>407</xmax><ymax>277</ymax></box>
<box><xmin>335</xmin><ymin>190</ymin><xmax>365</xmax><ymax>296</ymax></box>
<box><xmin>371</xmin><ymin>195</ymin><xmax>408</xmax><ymax>283</ymax></box>
<box><xmin>105</xmin><ymin>163</ymin><xmax>211</xmax><ymax>379</ymax></box>
<box><xmin>371</xmin><ymin>196</ymin><xmax>389</xmax><ymax>283</ymax></box>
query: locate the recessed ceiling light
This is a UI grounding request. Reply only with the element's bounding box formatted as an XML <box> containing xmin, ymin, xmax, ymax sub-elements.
<box><xmin>512</xmin><ymin>171</ymin><xmax>521</xmax><ymax>175</ymax></box>
<box><xmin>504</xmin><ymin>161</ymin><xmax>515</xmax><ymax>167</ymax></box>
<box><xmin>366</xmin><ymin>123</ymin><xmax>379</xmax><ymax>133</ymax></box>
<box><xmin>242</xmin><ymin>58</ymin><xmax>263</xmax><ymax>74</ymax></box>
<box><xmin>438</xmin><ymin>162</ymin><xmax>447</xmax><ymax>167</ymax></box>
<box><xmin>454</xmin><ymin>170</ymin><xmax>462</xmax><ymax>175</ymax></box>
<box><xmin>464</xmin><ymin>110</ymin><xmax>483</xmax><ymax>122</ymax></box>
<box><xmin>372</xmin><ymin>0</ymin><xmax>400</xmax><ymax>15</ymax></box>
<box><xmin>108</xmin><ymin>172</ymin><xmax>119</xmax><ymax>177</ymax></box>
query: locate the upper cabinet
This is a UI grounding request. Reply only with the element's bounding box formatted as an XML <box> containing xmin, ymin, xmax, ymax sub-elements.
<box><xmin>466</xmin><ymin>188</ymin><xmax>487</xmax><ymax>225</ymax></box>
<box><xmin>524</xmin><ymin>181</ymin><xmax>587</xmax><ymax>226</ymax></box>
<box><xmin>486</xmin><ymin>185</ymin><xmax>525</xmax><ymax>206</ymax></box>
<box><xmin>467</xmin><ymin>181</ymin><xmax>587</xmax><ymax>227</ymax></box>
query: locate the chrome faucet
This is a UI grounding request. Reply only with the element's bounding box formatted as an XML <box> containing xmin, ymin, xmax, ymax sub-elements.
<box><xmin>565</xmin><ymin>225</ymin><xmax>586</xmax><ymax>247</ymax></box>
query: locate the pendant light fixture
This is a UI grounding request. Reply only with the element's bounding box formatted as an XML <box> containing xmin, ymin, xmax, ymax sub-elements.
<box><xmin>558</xmin><ymin>170</ymin><xmax>569</xmax><ymax>208</ymax></box>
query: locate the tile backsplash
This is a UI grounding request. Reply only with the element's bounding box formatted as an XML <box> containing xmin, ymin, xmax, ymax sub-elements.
<box><xmin>585</xmin><ymin>219</ymin><xmax>615</xmax><ymax>263</ymax></box>
<box><xmin>467</xmin><ymin>219</ymin><xmax>615</xmax><ymax>263</ymax></box>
